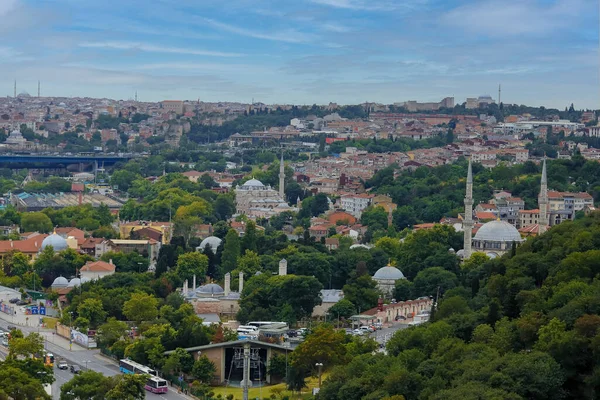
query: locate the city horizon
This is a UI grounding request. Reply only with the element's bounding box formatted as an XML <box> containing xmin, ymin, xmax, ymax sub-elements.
<box><xmin>1</xmin><ymin>0</ymin><xmax>598</xmax><ymax>109</ymax></box>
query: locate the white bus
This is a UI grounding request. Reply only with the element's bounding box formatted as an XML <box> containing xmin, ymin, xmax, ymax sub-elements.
<box><xmin>145</xmin><ymin>376</ymin><xmax>168</xmax><ymax>394</ymax></box>
<box><xmin>119</xmin><ymin>359</ymin><xmax>157</xmax><ymax>376</ymax></box>
<box><xmin>247</xmin><ymin>321</ymin><xmax>286</xmax><ymax>328</ymax></box>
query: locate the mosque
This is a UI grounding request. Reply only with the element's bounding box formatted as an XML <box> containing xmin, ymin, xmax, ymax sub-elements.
<box><xmin>460</xmin><ymin>158</ymin><xmax>549</xmax><ymax>259</ymax></box>
<box><xmin>234</xmin><ymin>154</ymin><xmax>298</xmax><ymax>218</ymax></box>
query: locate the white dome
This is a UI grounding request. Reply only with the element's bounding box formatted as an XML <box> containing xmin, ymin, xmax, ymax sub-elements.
<box><xmin>51</xmin><ymin>276</ymin><xmax>68</xmax><ymax>288</ymax></box>
<box><xmin>41</xmin><ymin>233</ymin><xmax>68</xmax><ymax>252</ymax></box>
<box><xmin>198</xmin><ymin>236</ymin><xmax>222</xmax><ymax>254</ymax></box>
<box><xmin>67</xmin><ymin>278</ymin><xmax>81</xmax><ymax>287</ymax></box>
<box><xmin>373</xmin><ymin>266</ymin><xmax>405</xmax><ymax>280</ymax></box>
<box><xmin>474</xmin><ymin>220</ymin><xmax>522</xmax><ymax>242</ymax></box>
<box><xmin>80</xmin><ymin>277</ymin><xmax>92</xmax><ymax>284</ymax></box>
<box><xmin>349</xmin><ymin>244</ymin><xmax>371</xmax><ymax>250</ymax></box>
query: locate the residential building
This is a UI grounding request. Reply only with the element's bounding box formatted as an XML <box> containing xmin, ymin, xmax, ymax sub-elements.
<box><xmin>161</xmin><ymin>100</ymin><xmax>184</xmax><ymax>115</ymax></box>
<box><xmin>80</xmin><ymin>260</ymin><xmax>116</xmax><ymax>280</ymax></box>
<box><xmin>341</xmin><ymin>193</ymin><xmax>374</xmax><ymax>218</ymax></box>
<box><xmin>118</xmin><ymin>221</ymin><xmax>173</xmax><ymax>245</ymax></box>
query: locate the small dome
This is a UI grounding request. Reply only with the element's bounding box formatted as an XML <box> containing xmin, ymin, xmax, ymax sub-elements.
<box><xmin>51</xmin><ymin>276</ymin><xmax>68</xmax><ymax>287</ymax></box>
<box><xmin>474</xmin><ymin>220</ymin><xmax>522</xmax><ymax>242</ymax></box>
<box><xmin>80</xmin><ymin>277</ymin><xmax>91</xmax><ymax>284</ymax></box>
<box><xmin>67</xmin><ymin>278</ymin><xmax>81</xmax><ymax>287</ymax></box>
<box><xmin>198</xmin><ymin>236</ymin><xmax>222</xmax><ymax>254</ymax></box>
<box><xmin>196</xmin><ymin>283</ymin><xmax>224</xmax><ymax>295</ymax></box>
<box><xmin>373</xmin><ymin>266</ymin><xmax>405</xmax><ymax>280</ymax></box>
<box><xmin>41</xmin><ymin>233</ymin><xmax>68</xmax><ymax>252</ymax></box>
<box><xmin>349</xmin><ymin>244</ymin><xmax>370</xmax><ymax>250</ymax></box>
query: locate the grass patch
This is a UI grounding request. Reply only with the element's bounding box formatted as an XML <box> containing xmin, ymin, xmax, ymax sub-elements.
<box><xmin>207</xmin><ymin>374</ymin><xmax>325</xmax><ymax>399</ymax></box>
<box><xmin>42</xmin><ymin>317</ymin><xmax>58</xmax><ymax>329</ymax></box>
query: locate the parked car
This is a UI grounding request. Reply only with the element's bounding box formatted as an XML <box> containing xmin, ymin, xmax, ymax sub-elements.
<box><xmin>7</xmin><ymin>325</ymin><xmax>16</xmax><ymax>331</ymax></box>
<box><xmin>286</xmin><ymin>330</ymin><xmax>297</xmax><ymax>338</ymax></box>
<box><xmin>395</xmin><ymin>315</ymin><xmax>406</xmax><ymax>321</ymax></box>
<box><xmin>359</xmin><ymin>326</ymin><xmax>374</xmax><ymax>333</ymax></box>
<box><xmin>70</xmin><ymin>365</ymin><xmax>82</xmax><ymax>374</ymax></box>
<box><xmin>57</xmin><ymin>360</ymin><xmax>68</xmax><ymax>370</ymax></box>
<box><xmin>16</xmin><ymin>300</ymin><xmax>27</xmax><ymax>306</ymax></box>
<box><xmin>296</xmin><ymin>328</ymin><xmax>308</xmax><ymax>336</ymax></box>
<box><xmin>374</xmin><ymin>322</ymin><xmax>383</xmax><ymax>330</ymax></box>
<box><xmin>1</xmin><ymin>338</ymin><xmax>8</xmax><ymax>346</ymax></box>
<box><xmin>8</xmin><ymin>298</ymin><xmax>19</xmax><ymax>304</ymax></box>
<box><xmin>352</xmin><ymin>329</ymin><xmax>364</xmax><ymax>336</ymax></box>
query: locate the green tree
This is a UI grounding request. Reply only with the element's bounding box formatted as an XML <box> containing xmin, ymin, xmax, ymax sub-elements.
<box><xmin>77</xmin><ymin>298</ymin><xmax>107</xmax><ymax>329</ymax></box>
<box><xmin>123</xmin><ymin>292</ymin><xmax>159</xmax><ymax>326</ymax></box>
<box><xmin>291</xmin><ymin>324</ymin><xmax>347</xmax><ymax>372</ymax></box>
<box><xmin>238</xmin><ymin>250</ymin><xmax>261</xmax><ymax>275</ymax></box>
<box><xmin>221</xmin><ymin>229</ymin><xmax>240</xmax><ymax>274</ymax></box>
<box><xmin>328</xmin><ymin>298</ymin><xmax>356</xmax><ymax>319</ymax></box>
<box><xmin>0</xmin><ymin>363</ymin><xmax>51</xmax><ymax>400</ymax></box>
<box><xmin>192</xmin><ymin>355</ymin><xmax>216</xmax><ymax>383</ymax></box>
<box><xmin>97</xmin><ymin>317</ymin><xmax>129</xmax><ymax>347</ymax></box>
<box><xmin>60</xmin><ymin>370</ymin><xmax>112</xmax><ymax>400</ymax></box>
<box><xmin>241</xmin><ymin>220</ymin><xmax>258</xmax><ymax>252</ymax></box>
<box><xmin>175</xmin><ymin>251</ymin><xmax>208</xmax><ymax>282</ymax></box>
<box><xmin>21</xmin><ymin>212</ymin><xmax>53</xmax><ymax>233</ymax></box>
<box><xmin>163</xmin><ymin>347</ymin><xmax>194</xmax><ymax>376</ymax></box>
<box><xmin>105</xmin><ymin>374</ymin><xmax>146</xmax><ymax>400</ymax></box>
<box><xmin>412</xmin><ymin>267</ymin><xmax>458</xmax><ymax>297</ymax></box>
<box><xmin>394</xmin><ymin>279</ymin><xmax>414</xmax><ymax>301</ymax></box>
<box><xmin>342</xmin><ymin>275</ymin><xmax>379</xmax><ymax>313</ymax></box>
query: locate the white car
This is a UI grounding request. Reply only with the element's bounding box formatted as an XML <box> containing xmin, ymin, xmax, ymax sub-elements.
<box><xmin>359</xmin><ymin>326</ymin><xmax>373</xmax><ymax>333</ymax></box>
<box><xmin>57</xmin><ymin>360</ymin><xmax>68</xmax><ymax>370</ymax></box>
<box><xmin>352</xmin><ymin>329</ymin><xmax>364</xmax><ymax>336</ymax></box>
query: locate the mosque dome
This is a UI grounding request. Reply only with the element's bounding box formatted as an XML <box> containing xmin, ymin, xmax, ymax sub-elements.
<box><xmin>196</xmin><ymin>283</ymin><xmax>224</xmax><ymax>295</ymax></box>
<box><xmin>243</xmin><ymin>178</ymin><xmax>264</xmax><ymax>187</ymax></box>
<box><xmin>349</xmin><ymin>244</ymin><xmax>371</xmax><ymax>250</ymax></box>
<box><xmin>67</xmin><ymin>278</ymin><xmax>81</xmax><ymax>288</ymax></box>
<box><xmin>198</xmin><ymin>236</ymin><xmax>222</xmax><ymax>254</ymax></box>
<box><xmin>373</xmin><ymin>266</ymin><xmax>405</xmax><ymax>280</ymax></box>
<box><xmin>41</xmin><ymin>233</ymin><xmax>69</xmax><ymax>252</ymax></box>
<box><xmin>51</xmin><ymin>276</ymin><xmax>68</xmax><ymax>288</ymax></box>
<box><xmin>474</xmin><ymin>220</ymin><xmax>522</xmax><ymax>242</ymax></box>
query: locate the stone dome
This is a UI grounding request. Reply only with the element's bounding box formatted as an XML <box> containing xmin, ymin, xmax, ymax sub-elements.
<box><xmin>243</xmin><ymin>178</ymin><xmax>264</xmax><ymax>187</ymax></box>
<box><xmin>474</xmin><ymin>220</ymin><xmax>522</xmax><ymax>242</ymax></box>
<box><xmin>349</xmin><ymin>244</ymin><xmax>371</xmax><ymax>250</ymax></box>
<box><xmin>373</xmin><ymin>266</ymin><xmax>405</xmax><ymax>280</ymax></box>
<box><xmin>41</xmin><ymin>233</ymin><xmax>68</xmax><ymax>252</ymax></box>
<box><xmin>67</xmin><ymin>278</ymin><xmax>81</xmax><ymax>287</ymax></box>
<box><xmin>196</xmin><ymin>283</ymin><xmax>224</xmax><ymax>295</ymax></box>
<box><xmin>51</xmin><ymin>276</ymin><xmax>68</xmax><ymax>288</ymax></box>
<box><xmin>198</xmin><ymin>236</ymin><xmax>222</xmax><ymax>254</ymax></box>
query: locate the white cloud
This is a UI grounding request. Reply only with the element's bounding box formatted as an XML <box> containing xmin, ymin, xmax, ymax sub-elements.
<box><xmin>441</xmin><ymin>0</ymin><xmax>590</xmax><ymax>36</ymax></box>
<box><xmin>322</xmin><ymin>23</ymin><xmax>351</xmax><ymax>33</ymax></box>
<box><xmin>78</xmin><ymin>41</ymin><xmax>244</xmax><ymax>57</ymax></box>
<box><xmin>308</xmin><ymin>0</ymin><xmax>415</xmax><ymax>11</ymax></box>
<box><xmin>200</xmin><ymin>18</ymin><xmax>317</xmax><ymax>43</ymax></box>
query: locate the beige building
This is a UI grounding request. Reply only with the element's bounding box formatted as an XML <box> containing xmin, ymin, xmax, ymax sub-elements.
<box><xmin>161</xmin><ymin>100</ymin><xmax>184</xmax><ymax>114</ymax></box>
<box><xmin>80</xmin><ymin>260</ymin><xmax>116</xmax><ymax>280</ymax></box>
<box><xmin>118</xmin><ymin>221</ymin><xmax>173</xmax><ymax>245</ymax></box>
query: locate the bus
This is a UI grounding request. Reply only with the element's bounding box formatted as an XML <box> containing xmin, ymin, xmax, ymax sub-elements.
<box><xmin>119</xmin><ymin>359</ymin><xmax>157</xmax><ymax>376</ymax></box>
<box><xmin>248</xmin><ymin>321</ymin><xmax>286</xmax><ymax>329</ymax></box>
<box><xmin>237</xmin><ymin>325</ymin><xmax>259</xmax><ymax>339</ymax></box>
<box><xmin>145</xmin><ymin>376</ymin><xmax>168</xmax><ymax>394</ymax></box>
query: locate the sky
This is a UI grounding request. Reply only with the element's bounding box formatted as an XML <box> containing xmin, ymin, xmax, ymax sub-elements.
<box><xmin>1</xmin><ymin>0</ymin><xmax>598</xmax><ymax>108</ymax></box>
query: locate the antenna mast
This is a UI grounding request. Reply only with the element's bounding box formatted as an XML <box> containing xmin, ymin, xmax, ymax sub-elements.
<box><xmin>498</xmin><ymin>84</ymin><xmax>501</xmax><ymax>104</ymax></box>
<box><xmin>38</xmin><ymin>81</ymin><xmax>40</xmax><ymax>98</ymax></box>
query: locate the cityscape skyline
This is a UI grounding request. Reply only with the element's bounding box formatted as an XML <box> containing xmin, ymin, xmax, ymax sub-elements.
<box><xmin>1</xmin><ymin>0</ymin><xmax>599</xmax><ymax>108</ymax></box>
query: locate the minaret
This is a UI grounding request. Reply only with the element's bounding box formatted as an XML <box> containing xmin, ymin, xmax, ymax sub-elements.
<box><xmin>14</xmin><ymin>80</ymin><xmax>16</xmax><ymax>98</ymax></box>
<box><xmin>38</xmin><ymin>81</ymin><xmax>40</xmax><ymax>98</ymax></box>
<box><xmin>278</xmin><ymin>152</ymin><xmax>285</xmax><ymax>199</ymax></box>
<box><xmin>463</xmin><ymin>158</ymin><xmax>474</xmax><ymax>259</ymax></box>
<box><xmin>538</xmin><ymin>157</ymin><xmax>548</xmax><ymax>234</ymax></box>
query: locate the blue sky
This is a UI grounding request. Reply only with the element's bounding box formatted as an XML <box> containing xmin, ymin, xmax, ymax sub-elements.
<box><xmin>1</xmin><ymin>0</ymin><xmax>598</xmax><ymax>108</ymax></box>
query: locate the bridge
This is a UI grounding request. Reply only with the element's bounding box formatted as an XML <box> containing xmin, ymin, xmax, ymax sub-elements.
<box><xmin>0</xmin><ymin>154</ymin><xmax>135</xmax><ymax>168</ymax></box>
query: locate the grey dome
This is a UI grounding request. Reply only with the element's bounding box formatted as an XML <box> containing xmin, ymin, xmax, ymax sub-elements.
<box><xmin>373</xmin><ymin>266</ymin><xmax>405</xmax><ymax>280</ymax></box>
<box><xmin>196</xmin><ymin>283</ymin><xmax>224</xmax><ymax>294</ymax></box>
<box><xmin>474</xmin><ymin>220</ymin><xmax>522</xmax><ymax>242</ymax></box>
<box><xmin>51</xmin><ymin>276</ymin><xmax>68</xmax><ymax>287</ymax></box>
<box><xmin>243</xmin><ymin>178</ymin><xmax>264</xmax><ymax>187</ymax></box>
<box><xmin>67</xmin><ymin>278</ymin><xmax>81</xmax><ymax>287</ymax></box>
<box><xmin>41</xmin><ymin>233</ymin><xmax>68</xmax><ymax>252</ymax></box>
<box><xmin>198</xmin><ymin>236</ymin><xmax>222</xmax><ymax>254</ymax></box>
<box><xmin>349</xmin><ymin>244</ymin><xmax>371</xmax><ymax>250</ymax></box>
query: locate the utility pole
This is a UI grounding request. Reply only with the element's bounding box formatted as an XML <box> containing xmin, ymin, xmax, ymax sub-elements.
<box><xmin>242</xmin><ymin>342</ymin><xmax>250</xmax><ymax>400</ymax></box>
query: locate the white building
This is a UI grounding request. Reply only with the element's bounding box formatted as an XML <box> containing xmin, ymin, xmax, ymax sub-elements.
<box><xmin>340</xmin><ymin>194</ymin><xmax>374</xmax><ymax>218</ymax></box>
<box><xmin>79</xmin><ymin>260</ymin><xmax>116</xmax><ymax>281</ymax></box>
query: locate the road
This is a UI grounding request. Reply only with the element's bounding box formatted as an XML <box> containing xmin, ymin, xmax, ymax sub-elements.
<box><xmin>0</xmin><ymin>320</ymin><xmax>191</xmax><ymax>400</ymax></box>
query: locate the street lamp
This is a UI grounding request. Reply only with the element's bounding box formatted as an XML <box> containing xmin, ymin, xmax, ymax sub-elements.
<box><xmin>315</xmin><ymin>363</ymin><xmax>323</xmax><ymax>388</ymax></box>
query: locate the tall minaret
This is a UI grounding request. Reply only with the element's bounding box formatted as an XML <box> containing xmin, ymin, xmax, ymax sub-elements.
<box><xmin>38</xmin><ymin>81</ymin><xmax>40</xmax><ymax>98</ymax></box>
<box><xmin>538</xmin><ymin>157</ymin><xmax>549</xmax><ymax>234</ymax></box>
<box><xmin>13</xmin><ymin>80</ymin><xmax>16</xmax><ymax>98</ymax></box>
<box><xmin>463</xmin><ymin>158</ymin><xmax>474</xmax><ymax>259</ymax></box>
<box><xmin>278</xmin><ymin>152</ymin><xmax>285</xmax><ymax>199</ymax></box>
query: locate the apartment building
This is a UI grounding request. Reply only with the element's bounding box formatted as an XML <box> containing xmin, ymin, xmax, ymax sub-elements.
<box><xmin>341</xmin><ymin>193</ymin><xmax>375</xmax><ymax>218</ymax></box>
